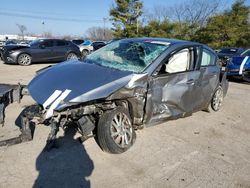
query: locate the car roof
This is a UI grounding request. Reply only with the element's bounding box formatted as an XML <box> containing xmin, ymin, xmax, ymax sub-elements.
<box><xmin>39</xmin><ymin>38</ymin><xmax>66</xmax><ymax>41</ymax></box>
<box><xmin>119</xmin><ymin>37</ymin><xmax>201</xmax><ymax>46</ymax></box>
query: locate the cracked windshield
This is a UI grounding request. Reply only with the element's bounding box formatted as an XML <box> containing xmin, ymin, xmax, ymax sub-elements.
<box><xmin>85</xmin><ymin>40</ymin><xmax>170</xmax><ymax>73</ymax></box>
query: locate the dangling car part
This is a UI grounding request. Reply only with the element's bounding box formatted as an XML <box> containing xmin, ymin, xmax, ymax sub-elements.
<box><xmin>0</xmin><ymin>38</ymin><xmax>228</xmax><ymax>154</ymax></box>
<box><xmin>0</xmin><ymin>83</ymin><xmax>36</xmax><ymax>146</ymax></box>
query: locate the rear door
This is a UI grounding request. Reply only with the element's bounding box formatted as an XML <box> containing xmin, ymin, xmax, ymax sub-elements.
<box><xmin>53</xmin><ymin>40</ymin><xmax>69</xmax><ymax>61</ymax></box>
<box><xmin>197</xmin><ymin>48</ymin><xmax>220</xmax><ymax>110</ymax></box>
<box><xmin>144</xmin><ymin>46</ymin><xmax>202</xmax><ymax>125</ymax></box>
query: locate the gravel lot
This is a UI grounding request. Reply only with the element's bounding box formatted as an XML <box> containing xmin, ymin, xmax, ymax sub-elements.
<box><xmin>0</xmin><ymin>60</ymin><xmax>250</xmax><ymax>188</ymax></box>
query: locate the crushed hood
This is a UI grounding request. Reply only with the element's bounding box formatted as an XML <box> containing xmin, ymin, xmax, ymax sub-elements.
<box><xmin>28</xmin><ymin>61</ymin><xmax>134</xmax><ymax>109</ymax></box>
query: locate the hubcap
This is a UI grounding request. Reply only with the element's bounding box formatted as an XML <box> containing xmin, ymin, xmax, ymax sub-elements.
<box><xmin>67</xmin><ymin>53</ymin><xmax>77</xmax><ymax>60</ymax></box>
<box><xmin>19</xmin><ymin>54</ymin><xmax>31</xmax><ymax>65</ymax></box>
<box><xmin>212</xmin><ymin>88</ymin><xmax>223</xmax><ymax>111</ymax></box>
<box><xmin>110</xmin><ymin>112</ymin><xmax>133</xmax><ymax>148</ymax></box>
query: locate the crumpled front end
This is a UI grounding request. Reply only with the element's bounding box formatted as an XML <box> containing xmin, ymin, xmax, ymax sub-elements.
<box><xmin>27</xmin><ymin>61</ymin><xmax>135</xmax><ymax>121</ymax></box>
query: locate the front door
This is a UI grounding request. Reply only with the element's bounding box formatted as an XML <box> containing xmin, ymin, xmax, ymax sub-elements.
<box><xmin>144</xmin><ymin>46</ymin><xmax>202</xmax><ymax>125</ymax></box>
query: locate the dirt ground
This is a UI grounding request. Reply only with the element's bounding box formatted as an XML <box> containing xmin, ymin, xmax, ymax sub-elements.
<box><xmin>0</xmin><ymin>61</ymin><xmax>250</xmax><ymax>188</ymax></box>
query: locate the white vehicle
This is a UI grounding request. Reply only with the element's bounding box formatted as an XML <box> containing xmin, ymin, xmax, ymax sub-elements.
<box><xmin>79</xmin><ymin>40</ymin><xmax>94</xmax><ymax>57</ymax></box>
<box><xmin>79</xmin><ymin>40</ymin><xmax>106</xmax><ymax>58</ymax></box>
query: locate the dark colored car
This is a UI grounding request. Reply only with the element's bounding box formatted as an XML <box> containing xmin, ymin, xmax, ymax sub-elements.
<box><xmin>92</xmin><ymin>41</ymin><xmax>106</xmax><ymax>51</ymax></box>
<box><xmin>217</xmin><ymin>47</ymin><xmax>244</xmax><ymax>66</ymax></box>
<box><xmin>227</xmin><ymin>49</ymin><xmax>250</xmax><ymax>82</ymax></box>
<box><xmin>2</xmin><ymin>39</ymin><xmax>81</xmax><ymax>65</ymax></box>
<box><xmin>19</xmin><ymin>38</ymin><xmax>228</xmax><ymax>154</ymax></box>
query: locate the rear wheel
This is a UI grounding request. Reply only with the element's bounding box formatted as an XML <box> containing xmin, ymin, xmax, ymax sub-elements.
<box><xmin>211</xmin><ymin>86</ymin><xmax>224</xmax><ymax>111</ymax></box>
<box><xmin>17</xmin><ymin>53</ymin><xmax>32</xmax><ymax>66</ymax></box>
<box><xmin>0</xmin><ymin>50</ymin><xmax>3</xmax><ymax>61</ymax></box>
<box><xmin>97</xmin><ymin>106</ymin><xmax>136</xmax><ymax>154</ymax></box>
<box><xmin>66</xmin><ymin>52</ymin><xmax>78</xmax><ymax>60</ymax></box>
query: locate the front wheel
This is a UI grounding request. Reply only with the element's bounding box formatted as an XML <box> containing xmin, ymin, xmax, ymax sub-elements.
<box><xmin>97</xmin><ymin>106</ymin><xmax>136</xmax><ymax>154</ymax></box>
<box><xmin>81</xmin><ymin>50</ymin><xmax>89</xmax><ymax>58</ymax></box>
<box><xmin>243</xmin><ymin>71</ymin><xmax>250</xmax><ymax>82</ymax></box>
<box><xmin>17</xmin><ymin>53</ymin><xmax>32</xmax><ymax>66</ymax></box>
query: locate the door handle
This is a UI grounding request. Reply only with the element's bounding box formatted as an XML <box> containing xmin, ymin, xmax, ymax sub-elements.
<box><xmin>186</xmin><ymin>79</ymin><xmax>195</xmax><ymax>85</ymax></box>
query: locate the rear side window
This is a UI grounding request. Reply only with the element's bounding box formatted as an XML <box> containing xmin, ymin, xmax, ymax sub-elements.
<box><xmin>56</xmin><ymin>40</ymin><xmax>67</xmax><ymax>46</ymax></box>
<box><xmin>43</xmin><ymin>40</ymin><xmax>54</xmax><ymax>48</ymax></box>
<box><xmin>201</xmin><ymin>49</ymin><xmax>216</xmax><ymax>66</ymax></box>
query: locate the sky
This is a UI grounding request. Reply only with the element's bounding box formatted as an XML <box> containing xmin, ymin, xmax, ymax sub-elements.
<box><xmin>0</xmin><ymin>0</ymin><xmax>248</xmax><ymax>37</ymax></box>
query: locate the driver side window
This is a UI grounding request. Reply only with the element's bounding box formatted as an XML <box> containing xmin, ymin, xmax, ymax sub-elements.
<box><xmin>158</xmin><ymin>48</ymin><xmax>194</xmax><ymax>75</ymax></box>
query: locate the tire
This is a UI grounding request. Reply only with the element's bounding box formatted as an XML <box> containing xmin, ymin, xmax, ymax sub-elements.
<box><xmin>66</xmin><ymin>52</ymin><xmax>78</xmax><ymax>60</ymax></box>
<box><xmin>81</xmin><ymin>50</ymin><xmax>89</xmax><ymax>58</ymax></box>
<box><xmin>0</xmin><ymin>50</ymin><xmax>3</xmax><ymax>61</ymax></box>
<box><xmin>17</xmin><ymin>53</ymin><xmax>32</xmax><ymax>66</ymax></box>
<box><xmin>97</xmin><ymin>106</ymin><xmax>136</xmax><ymax>154</ymax></box>
<box><xmin>242</xmin><ymin>71</ymin><xmax>250</xmax><ymax>82</ymax></box>
<box><xmin>210</xmin><ymin>86</ymin><xmax>224</xmax><ymax>112</ymax></box>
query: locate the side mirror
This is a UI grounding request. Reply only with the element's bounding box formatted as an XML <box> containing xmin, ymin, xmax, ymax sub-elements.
<box><xmin>40</xmin><ymin>44</ymin><xmax>46</xmax><ymax>49</ymax></box>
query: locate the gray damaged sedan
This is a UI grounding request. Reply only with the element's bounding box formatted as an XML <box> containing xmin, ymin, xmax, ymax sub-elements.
<box><xmin>7</xmin><ymin>38</ymin><xmax>229</xmax><ymax>153</ymax></box>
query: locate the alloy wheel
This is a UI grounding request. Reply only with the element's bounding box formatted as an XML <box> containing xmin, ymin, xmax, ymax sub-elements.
<box><xmin>110</xmin><ymin>112</ymin><xmax>133</xmax><ymax>148</ymax></box>
<box><xmin>212</xmin><ymin>87</ymin><xmax>223</xmax><ymax>111</ymax></box>
<box><xmin>18</xmin><ymin>54</ymin><xmax>31</xmax><ymax>65</ymax></box>
<box><xmin>67</xmin><ymin>53</ymin><xmax>78</xmax><ymax>60</ymax></box>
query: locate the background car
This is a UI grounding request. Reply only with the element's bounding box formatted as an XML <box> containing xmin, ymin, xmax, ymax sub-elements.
<box><xmin>79</xmin><ymin>40</ymin><xmax>106</xmax><ymax>58</ymax></box>
<box><xmin>227</xmin><ymin>48</ymin><xmax>250</xmax><ymax>82</ymax></box>
<box><xmin>71</xmin><ymin>39</ymin><xmax>85</xmax><ymax>46</ymax></box>
<box><xmin>92</xmin><ymin>41</ymin><xmax>106</xmax><ymax>51</ymax></box>
<box><xmin>79</xmin><ymin>40</ymin><xmax>93</xmax><ymax>57</ymax></box>
<box><xmin>2</xmin><ymin>39</ymin><xmax>81</xmax><ymax>65</ymax></box>
<box><xmin>217</xmin><ymin>47</ymin><xmax>244</xmax><ymax>66</ymax></box>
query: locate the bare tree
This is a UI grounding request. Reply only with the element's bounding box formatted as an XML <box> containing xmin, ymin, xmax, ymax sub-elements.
<box><xmin>85</xmin><ymin>27</ymin><xmax>113</xmax><ymax>41</ymax></box>
<box><xmin>43</xmin><ymin>31</ymin><xmax>53</xmax><ymax>38</ymax></box>
<box><xmin>152</xmin><ymin>5</ymin><xmax>170</xmax><ymax>22</ymax></box>
<box><xmin>16</xmin><ymin>24</ymin><xmax>27</xmax><ymax>40</ymax></box>
<box><xmin>144</xmin><ymin>0</ymin><xmax>222</xmax><ymax>27</ymax></box>
<box><xmin>171</xmin><ymin>0</ymin><xmax>222</xmax><ymax>27</ymax></box>
<box><xmin>143</xmin><ymin>5</ymin><xmax>170</xmax><ymax>24</ymax></box>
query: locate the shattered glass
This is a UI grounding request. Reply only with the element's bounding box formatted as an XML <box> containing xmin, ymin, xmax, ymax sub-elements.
<box><xmin>85</xmin><ymin>40</ymin><xmax>169</xmax><ymax>73</ymax></box>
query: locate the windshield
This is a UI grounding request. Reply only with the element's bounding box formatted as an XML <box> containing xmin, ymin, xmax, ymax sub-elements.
<box><xmin>85</xmin><ymin>40</ymin><xmax>170</xmax><ymax>73</ymax></box>
<box><xmin>82</xmin><ymin>40</ymin><xmax>92</xmax><ymax>45</ymax></box>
